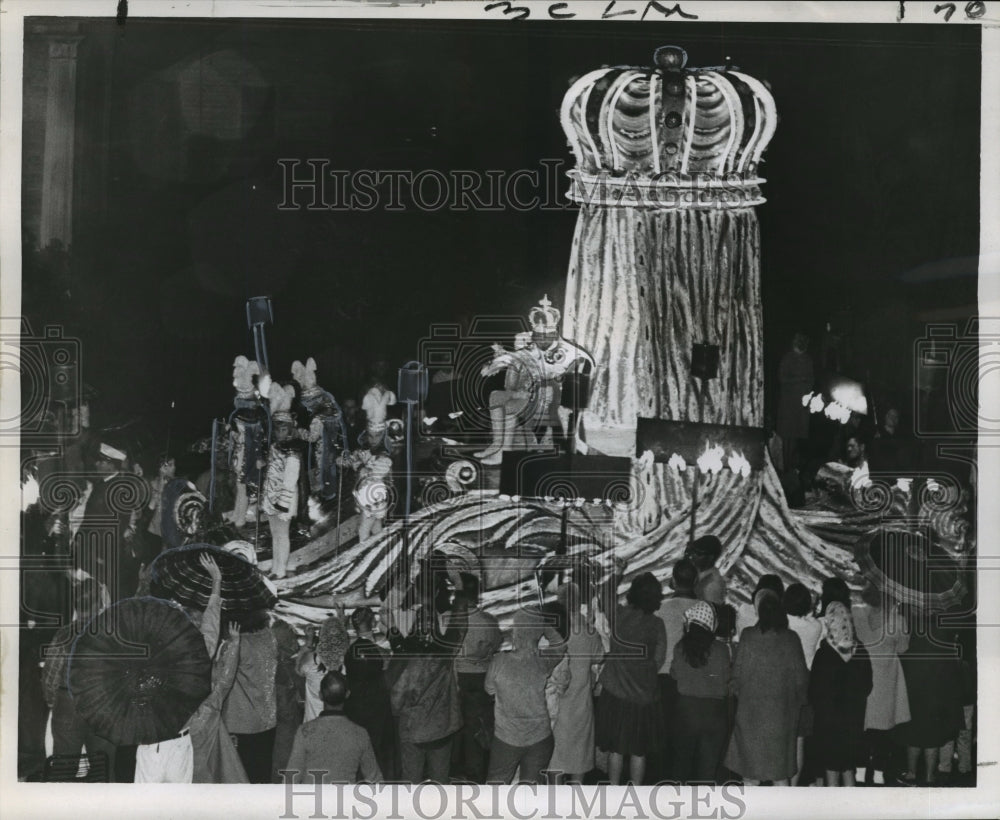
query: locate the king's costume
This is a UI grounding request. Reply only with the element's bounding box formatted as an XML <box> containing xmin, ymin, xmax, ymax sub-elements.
<box><xmin>474</xmin><ymin>296</ymin><xmax>594</xmax><ymax>465</ymax></box>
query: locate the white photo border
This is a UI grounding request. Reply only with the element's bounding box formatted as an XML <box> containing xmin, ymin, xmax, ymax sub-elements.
<box><xmin>1</xmin><ymin>2</ymin><xmax>998</xmax><ymax>818</ymax></box>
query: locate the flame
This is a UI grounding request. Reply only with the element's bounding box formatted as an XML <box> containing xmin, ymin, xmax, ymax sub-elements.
<box><xmin>668</xmin><ymin>453</ymin><xmax>687</xmax><ymax>472</ymax></box>
<box><xmin>696</xmin><ymin>442</ymin><xmax>725</xmax><ymax>475</ymax></box>
<box><xmin>822</xmin><ymin>400</ymin><xmax>852</xmax><ymax>424</ymax></box>
<box><xmin>728</xmin><ymin>450</ymin><xmax>752</xmax><ymax>478</ymax></box>
<box><xmin>802</xmin><ymin>391</ymin><xmax>814</xmax><ymax>408</ymax></box>
<box><xmin>808</xmin><ymin>394</ymin><xmax>825</xmax><ymax>414</ymax></box>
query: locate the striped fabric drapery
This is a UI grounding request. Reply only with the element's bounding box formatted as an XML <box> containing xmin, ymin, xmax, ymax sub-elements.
<box><xmin>563</xmin><ymin>205</ymin><xmax>764</xmax><ymax>457</ymax></box>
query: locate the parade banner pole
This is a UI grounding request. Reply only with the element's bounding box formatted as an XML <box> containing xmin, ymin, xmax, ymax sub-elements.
<box><xmin>208</xmin><ymin>418</ymin><xmax>219</xmax><ymax>515</ymax></box>
<box><xmin>335</xmin><ymin>460</ymin><xmax>343</xmax><ymax>555</ymax></box>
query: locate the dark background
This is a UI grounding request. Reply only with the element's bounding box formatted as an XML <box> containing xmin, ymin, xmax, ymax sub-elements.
<box><xmin>21</xmin><ymin>18</ymin><xmax>981</xmax><ymax>453</ymax></box>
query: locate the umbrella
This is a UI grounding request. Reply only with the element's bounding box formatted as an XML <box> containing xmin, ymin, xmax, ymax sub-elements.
<box><xmin>854</xmin><ymin>527</ymin><xmax>967</xmax><ymax>612</ymax></box>
<box><xmin>68</xmin><ymin>597</ymin><xmax>212</xmax><ymax>746</ymax></box>
<box><xmin>150</xmin><ymin>543</ymin><xmax>277</xmax><ymax>614</ymax></box>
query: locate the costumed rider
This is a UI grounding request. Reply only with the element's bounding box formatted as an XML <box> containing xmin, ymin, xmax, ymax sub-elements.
<box><xmin>362</xmin><ymin>369</ymin><xmax>397</xmax><ymax>450</ymax></box>
<box><xmin>136</xmin><ymin>474</ymin><xmax>210</xmax><ymax>594</ymax></box>
<box><xmin>260</xmin><ymin>380</ymin><xmax>304</xmax><ymax>580</ymax></box>
<box><xmin>340</xmin><ymin>446</ymin><xmax>394</xmax><ymax>545</ymax></box>
<box><xmin>224</xmin><ymin>356</ymin><xmax>269</xmax><ymax>529</ymax></box>
<box><xmin>474</xmin><ymin>295</ymin><xmax>594</xmax><ymax>466</ymax></box>
<box><xmin>291</xmin><ymin>357</ymin><xmax>349</xmax><ymax>503</ymax></box>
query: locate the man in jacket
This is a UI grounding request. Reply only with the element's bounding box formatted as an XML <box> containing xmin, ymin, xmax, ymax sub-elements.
<box><xmin>388</xmin><ymin>597</ymin><xmax>469</xmax><ymax>782</ymax></box>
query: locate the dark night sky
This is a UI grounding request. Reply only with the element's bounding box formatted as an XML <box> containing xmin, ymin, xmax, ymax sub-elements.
<box><xmin>23</xmin><ymin>18</ymin><xmax>980</xmax><ymax>450</ymax></box>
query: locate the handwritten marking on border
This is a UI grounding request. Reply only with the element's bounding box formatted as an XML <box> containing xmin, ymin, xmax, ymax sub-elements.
<box><xmin>482</xmin><ymin>0</ymin><xmax>699</xmax><ymax>21</ymax></box>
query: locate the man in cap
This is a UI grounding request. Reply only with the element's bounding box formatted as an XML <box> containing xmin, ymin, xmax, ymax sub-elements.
<box><xmin>69</xmin><ymin>442</ymin><xmax>144</xmax><ymax>601</ymax></box>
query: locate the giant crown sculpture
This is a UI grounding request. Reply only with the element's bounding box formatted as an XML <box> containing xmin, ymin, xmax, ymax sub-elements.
<box><xmin>560</xmin><ymin>46</ymin><xmax>777</xmax><ymax>208</ymax></box>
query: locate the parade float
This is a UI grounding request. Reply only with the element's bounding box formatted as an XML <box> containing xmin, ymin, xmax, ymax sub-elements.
<box><xmin>258</xmin><ymin>46</ymin><xmax>880</xmax><ymax>632</ymax></box>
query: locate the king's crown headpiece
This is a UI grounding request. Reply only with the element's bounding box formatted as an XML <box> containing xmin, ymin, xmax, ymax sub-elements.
<box><xmin>529</xmin><ymin>295</ymin><xmax>561</xmax><ymax>334</ymax></box>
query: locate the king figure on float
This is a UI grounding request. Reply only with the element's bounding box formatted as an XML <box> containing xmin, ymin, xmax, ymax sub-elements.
<box><xmin>474</xmin><ymin>295</ymin><xmax>594</xmax><ymax>465</ymax></box>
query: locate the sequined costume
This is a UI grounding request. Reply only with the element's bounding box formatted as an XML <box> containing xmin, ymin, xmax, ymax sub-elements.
<box><xmin>230</xmin><ymin>392</ymin><xmax>268</xmax><ymax>489</ymax></box>
<box><xmin>299</xmin><ymin>387</ymin><xmax>348</xmax><ymax>501</ymax></box>
<box><xmin>352</xmin><ymin>452</ymin><xmax>393</xmax><ymax>521</ymax></box>
<box><xmin>261</xmin><ymin>441</ymin><xmax>303</xmax><ymax>522</ymax></box>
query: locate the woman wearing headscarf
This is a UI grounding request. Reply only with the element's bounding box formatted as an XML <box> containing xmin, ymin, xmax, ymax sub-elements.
<box><xmin>594</xmin><ymin>571</ymin><xmax>667</xmax><ymax>785</ymax></box>
<box><xmin>669</xmin><ymin>601</ymin><xmax>732</xmax><ymax>784</ymax></box>
<box><xmin>809</xmin><ymin>601</ymin><xmax>873</xmax><ymax>786</ymax></box>
<box><xmin>818</xmin><ymin>577</ymin><xmax>851</xmax><ymax>617</ymax></box>
<box><xmin>724</xmin><ymin>588</ymin><xmax>809</xmax><ymax>785</ymax></box>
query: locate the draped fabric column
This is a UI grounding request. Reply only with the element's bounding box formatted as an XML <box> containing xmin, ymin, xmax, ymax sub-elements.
<box><xmin>554</xmin><ymin>47</ymin><xmax>855</xmax><ymax>587</ymax></box>
<box><xmin>564</xmin><ymin>206</ymin><xmax>764</xmax><ymax>453</ymax></box>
